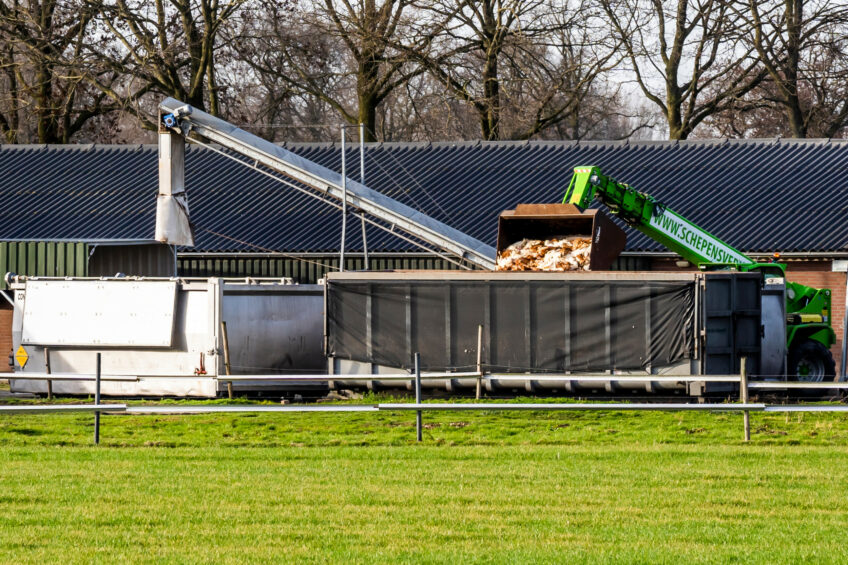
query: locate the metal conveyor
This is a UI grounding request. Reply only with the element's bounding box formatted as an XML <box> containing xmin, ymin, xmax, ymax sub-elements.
<box><xmin>157</xmin><ymin>97</ymin><xmax>496</xmax><ymax>270</ymax></box>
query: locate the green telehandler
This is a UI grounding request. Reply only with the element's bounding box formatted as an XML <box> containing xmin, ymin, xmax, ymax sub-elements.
<box><xmin>563</xmin><ymin>166</ymin><xmax>836</xmax><ymax>381</ymax></box>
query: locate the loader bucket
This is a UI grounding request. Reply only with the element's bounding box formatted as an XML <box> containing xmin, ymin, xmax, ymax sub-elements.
<box><xmin>496</xmin><ymin>203</ymin><xmax>627</xmax><ymax>271</ymax></box>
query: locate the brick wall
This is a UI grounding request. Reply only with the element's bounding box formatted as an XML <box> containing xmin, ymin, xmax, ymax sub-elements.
<box><xmin>784</xmin><ymin>262</ymin><xmax>845</xmax><ymax>376</ymax></box>
<box><xmin>650</xmin><ymin>258</ymin><xmax>845</xmax><ymax>377</ymax></box>
<box><xmin>0</xmin><ymin>304</ymin><xmax>11</xmax><ymax>373</ymax></box>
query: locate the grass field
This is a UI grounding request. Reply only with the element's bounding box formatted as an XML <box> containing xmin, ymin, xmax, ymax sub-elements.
<box><xmin>2</xmin><ymin>397</ymin><xmax>848</xmax><ymax>563</ymax></box>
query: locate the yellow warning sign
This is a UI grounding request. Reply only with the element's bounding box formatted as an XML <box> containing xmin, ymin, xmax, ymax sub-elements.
<box><xmin>15</xmin><ymin>345</ymin><xmax>28</xmax><ymax>368</ymax></box>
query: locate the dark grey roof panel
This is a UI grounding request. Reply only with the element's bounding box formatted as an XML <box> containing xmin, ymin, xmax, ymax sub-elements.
<box><xmin>0</xmin><ymin>139</ymin><xmax>846</xmax><ymax>254</ymax></box>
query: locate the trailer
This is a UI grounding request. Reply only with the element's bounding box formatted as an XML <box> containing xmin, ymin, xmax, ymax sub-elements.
<box><xmin>6</xmin><ymin>269</ymin><xmax>787</xmax><ymax>398</ymax></box>
<box><xmin>8</xmin><ymin>276</ymin><xmax>324</xmax><ymax>397</ymax></box>
<box><xmin>325</xmin><ymin>270</ymin><xmax>784</xmax><ymax>395</ymax></box>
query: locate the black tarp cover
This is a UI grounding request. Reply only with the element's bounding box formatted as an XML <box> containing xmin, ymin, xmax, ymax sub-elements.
<box><xmin>327</xmin><ymin>279</ymin><xmax>694</xmax><ymax>372</ymax></box>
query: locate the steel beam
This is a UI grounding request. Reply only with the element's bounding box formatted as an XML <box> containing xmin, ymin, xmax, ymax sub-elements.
<box><xmin>125</xmin><ymin>405</ymin><xmax>377</xmax><ymax>414</ymax></box>
<box><xmin>0</xmin><ymin>404</ymin><xmax>126</xmax><ymax>413</ymax></box>
<box><xmin>378</xmin><ymin>403</ymin><xmax>767</xmax><ymax>411</ymax></box>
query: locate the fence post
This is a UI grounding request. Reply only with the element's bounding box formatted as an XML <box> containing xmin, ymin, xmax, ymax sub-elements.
<box><xmin>221</xmin><ymin>321</ymin><xmax>233</xmax><ymax>399</ymax></box>
<box><xmin>94</xmin><ymin>352</ymin><xmax>101</xmax><ymax>445</ymax></box>
<box><xmin>415</xmin><ymin>352</ymin><xmax>422</xmax><ymax>442</ymax></box>
<box><xmin>44</xmin><ymin>347</ymin><xmax>52</xmax><ymax>400</ymax></box>
<box><xmin>476</xmin><ymin>325</ymin><xmax>483</xmax><ymax>400</ymax></box>
<box><xmin>740</xmin><ymin>356</ymin><xmax>750</xmax><ymax>442</ymax></box>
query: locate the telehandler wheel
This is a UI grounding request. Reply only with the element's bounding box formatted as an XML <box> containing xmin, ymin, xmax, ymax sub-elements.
<box><xmin>788</xmin><ymin>340</ymin><xmax>836</xmax><ymax>382</ymax></box>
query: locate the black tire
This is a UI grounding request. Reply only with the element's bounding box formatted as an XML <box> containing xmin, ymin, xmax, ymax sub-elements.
<box><xmin>787</xmin><ymin>340</ymin><xmax>836</xmax><ymax>382</ymax></box>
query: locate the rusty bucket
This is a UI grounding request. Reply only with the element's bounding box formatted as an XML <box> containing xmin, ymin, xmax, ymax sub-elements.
<box><xmin>496</xmin><ymin>203</ymin><xmax>627</xmax><ymax>271</ymax></box>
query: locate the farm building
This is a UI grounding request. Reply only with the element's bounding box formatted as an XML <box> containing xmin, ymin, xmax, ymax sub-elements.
<box><xmin>0</xmin><ymin>139</ymin><xmax>846</xmax><ymax>373</ymax></box>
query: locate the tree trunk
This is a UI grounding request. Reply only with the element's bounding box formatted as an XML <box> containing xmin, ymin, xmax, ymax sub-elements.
<box><xmin>667</xmin><ymin>100</ymin><xmax>690</xmax><ymax>140</ymax></box>
<box><xmin>35</xmin><ymin>1</ymin><xmax>59</xmax><ymax>143</ymax></box>
<box><xmin>784</xmin><ymin>91</ymin><xmax>806</xmax><ymax>138</ymax></box>
<box><xmin>481</xmin><ymin>48</ymin><xmax>500</xmax><ymax>140</ymax></box>
<box><xmin>667</xmin><ymin>97</ymin><xmax>687</xmax><ymax>140</ymax></box>
<box><xmin>784</xmin><ymin>0</ymin><xmax>805</xmax><ymax>137</ymax></box>
<box><xmin>179</xmin><ymin>2</ymin><xmax>207</xmax><ymax>111</ymax></box>
<box><xmin>357</xmin><ymin>58</ymin><xmax>380</xmax><ymax>142</ymax></box>
<box><xmin>567</xmin><ymin>108</ymin><xmax>579</xmax><ymax>140</ymax></box>
<box><xmin>35</xmin><ymin>59</ymin><xmax>58</xmax><ymax>143</ymax></box>
<box><xmin>206</xmin><ymin>56</ymin><xmax>219</xmax><ymax>116</ymax></box>
<box><xmin>2</xmin><ymin>44</ymin><xmax>20</xmax><ymax>143</ymax></box>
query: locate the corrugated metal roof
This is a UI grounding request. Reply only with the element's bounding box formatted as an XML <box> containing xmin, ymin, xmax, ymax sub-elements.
<box><xmin>0</xmin><ymin>139</ymin><xmax>846</xmax><ymax>254</ymax></box>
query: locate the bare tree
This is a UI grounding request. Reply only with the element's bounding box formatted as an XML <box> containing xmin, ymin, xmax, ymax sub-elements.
<box><xmin>501</xmin><ymin>8</ymin><xmax>649</xmax><ymax>140</ymax></box>
<box><xmin>80</xmin><ymin>0</ymin><xmax>245</xmax><ymax>129</ymax></box>
<box><xmin>601</xmin><ymin>0</ymin><xmax>765</xmax><ymax>140</ymax></box>
<box><xmin>231</xmin><ymin>0</ymin><xmax>424</xmax><ymax>142</ymax></box>
<box><xmin>743</xmin><ymin>0</ymin><xmax>848</xmax><ymax>138</ymax></box>
<box><xmin>399</xmin><ymin>0</ymin><xmax>633</xmax><ymax>141</ymax></box>
<box><xmin>0</xmin><ymin>0</ymin><xmax>115</xmax><ymax>143</ymax></box>
<box><xmin>406</xmin><ymin>0</ymin><xmax>553</xmax><ymax>140</ymax></box>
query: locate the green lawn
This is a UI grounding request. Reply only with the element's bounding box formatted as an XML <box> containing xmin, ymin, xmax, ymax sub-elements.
<box><xmin>1</xmin><ymin>401</ymin><xmax>848</xmax><ymax>563</ymax></box>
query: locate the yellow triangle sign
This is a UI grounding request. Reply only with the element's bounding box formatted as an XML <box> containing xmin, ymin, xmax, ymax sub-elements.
<box><xmin>15</xmin><ymin>345</ymin><xmax>28</xmax><ymax>368</ymax></box>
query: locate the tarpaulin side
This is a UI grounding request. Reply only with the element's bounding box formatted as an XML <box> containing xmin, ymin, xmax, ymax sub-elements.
<box><xmin>327</xmin><ymin>279</ymin><xmax>695</xmax><ymax>373</ymax></box>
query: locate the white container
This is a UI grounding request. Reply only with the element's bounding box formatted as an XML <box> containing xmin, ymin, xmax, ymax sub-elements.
<box><xmin>9</xmin><ymin>276</ymin><xmax>324</xmax><ymax>397</ymax></box>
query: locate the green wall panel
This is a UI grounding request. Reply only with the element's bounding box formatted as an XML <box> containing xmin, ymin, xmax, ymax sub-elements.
<box><xmin>0</xmin><ymin>246</ymin><xmax>650</xmax><ymax>288</ymax></box>
<box><xmin>177</xmin><ymin>255</ymin><xmax>467</xmax><ymax>284</ymax></box>
<box><xmin>175</xmin><ymin>253</ymin><xmax>649</xmax><ymax>284</ymax></box>
<box><xmin>0</xmin><ymin>242</ymin><xmax>89</xmax><ymax>288</ymax></box>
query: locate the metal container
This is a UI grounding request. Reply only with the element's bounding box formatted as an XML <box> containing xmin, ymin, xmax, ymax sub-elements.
<box><xmin>9</xmin><ymin>276</ymin><xmax>324</xmax><ymax>397</ymax></box>
<box><xmin>325</xmin><ymin>270</ymin><xmax>771</xmax><ymax>394</ymax></box>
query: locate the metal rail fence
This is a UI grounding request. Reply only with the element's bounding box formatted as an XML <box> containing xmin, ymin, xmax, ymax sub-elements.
<box><xmin>4</xmin><ymin>355</ymin><xmax>848</xmax><ymax>444</ymax></box>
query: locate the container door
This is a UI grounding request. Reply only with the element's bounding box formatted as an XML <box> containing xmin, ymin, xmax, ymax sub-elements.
<box><xmin>703</xmin><ymin>273</ymin><xmax>762</xmax><ymax>375</ymax></box>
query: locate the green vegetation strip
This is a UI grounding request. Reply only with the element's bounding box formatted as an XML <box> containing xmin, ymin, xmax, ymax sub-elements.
<box><xmin>1</xmin><ymin>400</ymin><xmax>848</xmax><ymax>563</ymax></box>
